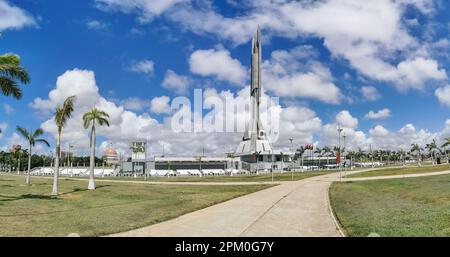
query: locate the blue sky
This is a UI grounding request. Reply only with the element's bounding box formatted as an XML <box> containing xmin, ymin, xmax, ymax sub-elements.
<box><xmin>1</xmin><ymin>0</ymin><xmax>450</xmax><ymax>156</ymax></box>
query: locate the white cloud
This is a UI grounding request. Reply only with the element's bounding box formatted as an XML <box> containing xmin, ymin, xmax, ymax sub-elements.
<box><xmin>86</xmin><ymin>20</ymin><xmax>108</xmax><ymax>30</ymax></box>
<box><xmin>320</xmin><ymin>121</ymin><xmax>440</xmax><ymax>152</ymax></box>
<box><xmin>0</xmin><ymin>0</ymin><xmax>36</xmax><ymax>31</ymax></box>
<box><xmin>128</xmin><ymin>59</ymin><xmax>155</xmax><ymax>75</ymax></box>
<box><xmin>262</xmin><ymin>47</ymin><xmax>342</xmax><ymax>104</ymax></box>
<box><xmin>435</xmin><ymin>85</ymin><xmax>450</xmax><ymax>107</ymax></box>
<box><xmin>32</xmin><ymin>69</ymin><xmax>161</xmax><ymax>153</ymax></box>
<box><xmin>162</xmin><ymin>70</ymin><xmax>191</xmax><ymax>95</ymax></box>
<box><xmin>30</xmin><ymin>69</ymin><xmax>100</xmax><ymax>111</ymax></box>
<box><xmin>336</xmin><ymin>110</ymin><xmax>358</xmax><ymax>129</ymax></box>
<box><xmin>121</xmin><ymin>97</ymin><xmax>150</xmax><ymax>111</ymax></box>
<box><xmin>94</xmin><ymin>0</ymin><xmax>186</xmax><ymax>22</ymax></box>
<box><xmin>29</xmin><ymin>69</ymin><xmax>449</xmax><ymax>157</ymax></box>
<box><xmin>360</xmin><ymin>86</ymin><xmax>381</xmax><ymax>102</ymax></box>
<box><xmin>365</xmin><ymin>108</ymin><xmax>391</xmax><ymax>120</ymax></box>
<box><xmin>369</xmin><ymin>125</ymin><xmax>390</xmax><ymax>137</ymax></box>
<box><xmin>96</xmin><ymin>0</ymin><xmax>448</xmax><ymax>91</ymax></box>
<box><xmin>396</xmin><ymin>58</ymin><xmax>447</xmax><ymax>90</ymax></box>
<box><xmin>150</xmin><ymin>96</ymin><xmax>171</xmax><ymax>114</ymax></box>
<box><xmin>189</xmin><ymin>48</ymin><xmax>247</xmax><ymax>85</ymax></box>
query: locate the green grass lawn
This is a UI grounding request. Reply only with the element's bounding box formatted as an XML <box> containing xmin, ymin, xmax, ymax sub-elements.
<box><xmin>0</xmin><ymin>174</ymin><xmax>272</xmax><ymax>237</ymax></box>
<box><xmin>93</xmin><ymin>170</ymin><xmax>333</xmax><ymax>183</ymax></box>
<box><xmin>330</xmin><ymin>174</ymin><xmax>450</xmax><ymax>236</ymax></box>
<box><xmin>346</xmin><ymin>164</ymin><xmax>450</xmax><ymax>178</ymax></box>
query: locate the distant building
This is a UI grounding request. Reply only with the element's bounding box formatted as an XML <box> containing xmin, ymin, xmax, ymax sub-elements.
<box><xmin>131</xmin><ymin>140</ymin><xmax>147</xmax><ymax>173</ymax></box>
<box><xmin>11</xmin><ymin>145</ymin><xmax>21</xmax><ymax>154</ymax></box>
<box><xmin>103</xmin><ymin>146</ymin><xmax>118</xmax><ymax>166</ymax></box>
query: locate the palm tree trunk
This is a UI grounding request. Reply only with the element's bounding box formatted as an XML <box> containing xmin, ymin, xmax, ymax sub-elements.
<box><xmin>52</xmin><ymin>128</ymin><xmax>61</xmax><ymax>196</ymax></box>
<box><xmin>17</xmin><ymin>153</ymin><xmax>21</xmax><ymax>174</ymax></box>
<box><xmin>26</xmin><ymin>145</ymin><xmax>31</xmax><ymax>185</ymax></box>
<box><xmin>88</xmin><ymin>124</ymin><xmax>96</xmax><ymax>190</ymax></box>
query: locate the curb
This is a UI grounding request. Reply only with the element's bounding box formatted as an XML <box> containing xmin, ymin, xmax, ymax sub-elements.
<box><xmin>326</xmin><ymin>183</ymin><xmax>346</xmax><ymax>237</ymax></box>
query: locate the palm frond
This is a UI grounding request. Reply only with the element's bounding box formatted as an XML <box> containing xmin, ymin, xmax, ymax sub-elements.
<box><xmin>0</xmin><ymin>77</ymin><xmax>22</xmax><ymax>99</ymax></box>
<box><xmin>35</xmin><ymin>139</ymin><xmax>50</xmax><ymax>147</ymax></box>
<box><xmin>83</xmin><ymin>108</ymin><xmax>110</xmax><ymax>129</ymax></box>
<box><xmin>97</xmin><ymin>117</ymin><xmax>110</xmax><ymax>127</ymax></box>
<box><xmin>0</xmin><ymin>64</ymin><xmax>30</xmax><ymax>84</ymax></box>
<box><xmin>55</xmin><ymin>96</ymin><xmax>76</xmax><ymax>128</ymax></box>
<box><xmin>32</xmin><ymin>128</ymin><xmax>44</xmax><ymax>138</ymax></box>
<box><xmin>82</xmin><ymin>112</ymin><xmax>93</xmax><ymax>129</ymax></box>
<box><xmin>16</xmin><ymin>126</ymin><xmax>30</xmax><ymax>141</ymax></box>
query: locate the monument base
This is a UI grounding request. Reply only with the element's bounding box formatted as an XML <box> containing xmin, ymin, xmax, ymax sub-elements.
<box><xmin>235</xmin><ymin>139</ymin><xmax>272</xmax><ymax>156</ymax></box>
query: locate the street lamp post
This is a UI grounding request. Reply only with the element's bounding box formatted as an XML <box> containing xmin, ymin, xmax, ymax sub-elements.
<box><xmin>289</xmin><ymin>138</ymin><xmax>294</xmax><ymax>181</ymax></box>
<box><xmin>270</xmin><ymin>150</ymin><xmax>274</xmax><ymax>183</ymax></box>
<box><xmin>343</xmin><ymin>134</ymin><xmax>347</xmax><ymax>175</ymax></box>
<box><xmin>337</xmin><ymin>126</ymin><xmax>343</xmax><ymax>181</ymax></box>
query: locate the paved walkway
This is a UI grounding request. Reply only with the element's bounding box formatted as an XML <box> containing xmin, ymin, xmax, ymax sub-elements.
<box><xmin>111</xmin><ymin>169</ymin><xmax>450</xmax><ymax>237</ymax></box>
<box><xmin>111</xmin><ymin>171</ymin><xmax>350</xmax><ymax>237</ymax></box>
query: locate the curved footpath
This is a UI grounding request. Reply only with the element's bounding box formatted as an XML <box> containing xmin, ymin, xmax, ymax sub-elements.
<box><xmin>111</xmin><ymin>171</ymin><xmax>352</xmax><ymax>237</ymax></box>
<box><xmin>111</xmin><ymin>169</ymin><xmax>450</xmax><ymax>237</ymax></box>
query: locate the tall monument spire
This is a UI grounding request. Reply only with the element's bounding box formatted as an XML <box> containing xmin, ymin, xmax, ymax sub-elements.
<box><xmin>236</xmin><ymin>27</ymin><xmax>272</xmax><ymax>155</ymax></box>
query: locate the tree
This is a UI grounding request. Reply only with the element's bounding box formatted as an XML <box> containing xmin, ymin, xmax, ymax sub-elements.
<box><xmin>16</xmin><ymin>127</ymin><xmax>50</xmax><ymax>185</ymax></box>
<box><xmin>322</xmin><ymin>146</ymin><xmax>333</xmax><ymax>165</ymax></box>
<box><xmin>294</xmin><ymin>146</ymin><xmax>306</xmax><ymax>167</ymax></box>
<box><xmin>441</xmin><ymin>137</ymin><xmax>450</xmax><ymax>162</ymax></box>
<box><xmin>426</xmin><ymin>139</ymin><xmax>439</xmax><ymax>165</ymax></box>
<box><xmin>52</xmin><ymin>96</ymin><xmax>76</xmax><ymax>196</ymax></box>
<box><xmin>410</xmin><ymin>144</ymin><xmax>423</xmax><ymax>166</ymax></box>
<box><xmin>314</xmin><ymin>147</ymin><xmax>322</xmax><ymax>167</ymax></box>
<box><xmin>0</xmin><ymin>53</ymin><xmax>30</xmax><ymax>99</ymax></box>
<box><xmin>83</xmin><ymin>108</ymin><xmax>110</xmax><ymax>190</ymax></box>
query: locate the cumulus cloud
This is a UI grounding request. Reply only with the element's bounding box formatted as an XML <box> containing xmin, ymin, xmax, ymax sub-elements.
<box><xmin>365</xmin><ymin>108</ymin><xmax>391</xmax><ymax>120</ymax></box>
<box><xmin>336</xmin><ymin>110</ymin><xmax>358</xmax><ymax>129</ymax></box>
<box><xmin>395</xmin><ymin>58</ymin><xmax>447</xmax><ymax>90</ymax></box>
<box><xmin>360</xmin><ymin>86</ymin><xmax>381</xmax><ymax>102</ymax></box>
<box><xmin>189</xmin><ymin>48</ymin><xmax>247</xmax><ymax>85</ymax></box>
<box><xmin>320</xmin><ymin>120</ymin><xmax>440</xmax><ymax>152</ymax></box>
<box><xmin>30</xmin><ymin>69</ymin><xmax>317</xmax><ymax>156</ymax></box>
<box><xmin>28</xmin><ymin>69</ymin><xmax>450</xmax><ymax>157</ymax></box>
<box><xmin>94</xmin><ymin>0</ymin><xmax>186</xmax><ymax>22</ymax></box>
<box><xmin>121</xmin><ymin>97</ymin><xmax>150</xmax><ymax>111</ymax></box>
<box><xmin>128</xmin><ymin>59</ymin><xmax>155</xmax><ymax>75</ymax></box>
<box><xmin>162</xmin><ymin>70</ymin><xmax>191</xmax><ymax>95</ymax></box>
<box><xmin>0</xmin><ymin>0</ymin><xmax>37</xmax><ymax>31</ymax></box>
<box><xmin>150</xmin><ymin>96</ymin><xmax>171</xmax><ymax>114</ymax></box>
<box><xmin>31</xmin><ymin>69</ymin><xmax>159</xmax><ymax>153</ymax></box>
<box><xmin>96</xmin><ymin>0</ymin><xmax>448</xmax><ymax>91</ymax></box>
<box><xmin>262</xmin><ymin>47</ymin><xmax>342</xmax><ymax>104</ymax></box>
<box><xmin>435</xmin><ymin>85</ymin><xmax>450</xmax><ymax>107</ymax></box>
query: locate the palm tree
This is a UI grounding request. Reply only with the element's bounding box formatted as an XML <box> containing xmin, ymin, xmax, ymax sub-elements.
<box><xmin>441</xmin><ymin>137</ymin><xmax>450</xmax><ymax>163</ymax></box>
<box><xmin>52</xmin><ymin>96</ymin><xmax>76</xmax><ymax>196</ymax></box>
<box><xmin>426</xmin><ymin>139</ymin><xmax>439</xmax><ymax>165</ymax></box>
<box><xmin>14</xmin><ymin>147</ymin><xmax>23</xmax><ymax>174</ymax></box>
<box><xmin>314</xmin><ymin>147</ymin><xmax>322</xmax><ymax>167</ymax></box>
<box><xmin>322</xmin><ymin>146</ymin><xmax>333</xmax><ymax>165</ymax></box>
<box><xmin>294</xmin><ymin>146</ymin><xmax>306</xmax><ymax>167</ymax></box>
<box><xmin>0</xmin><ymin>53</ymin><xmax>30</xmax><ymax>99</ymax></box>
<box><xmin>83</xmin><ymin>108</ymin><xmax>110</xmax><ymax>190</ymax></box>
<box><xmin>410</xmin><ymin>143</ymin><xmax>423</xmax><ymax>166</ymax></box>
<box><xmin>16</xmin><ymin>127</ymin><xmax>50</xmax><ymax>185</ymax></box>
